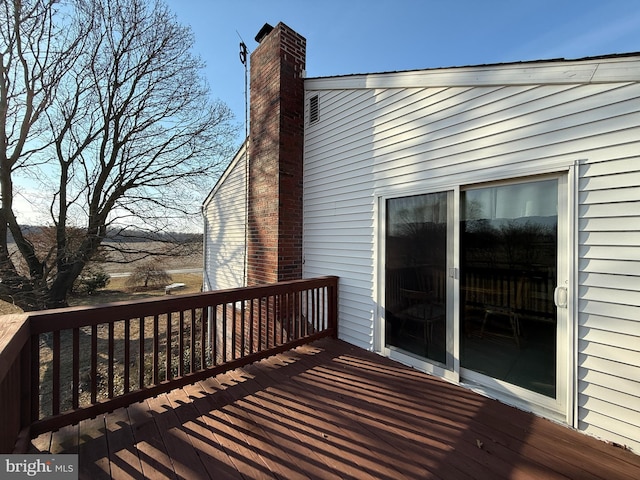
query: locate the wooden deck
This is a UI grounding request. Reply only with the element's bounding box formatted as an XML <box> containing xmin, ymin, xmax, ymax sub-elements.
<box><xmin>30</xmin><ymin>338</ymin><xmax>640</xmax><ymax>480</ymax></box>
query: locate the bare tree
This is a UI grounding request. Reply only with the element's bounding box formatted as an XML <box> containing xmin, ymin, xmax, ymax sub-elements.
<box><xmin>0</xmin><ymin>0</ymin><xmax>236</xmax><ymax>310</ymax></box>
<box><xmin>125</xmin><ymin>260</ymin><xmax>172</xmax><ymax>291</ymax></box>
<box><xmin>0</xmin><ymin>0</ymin><xmax>84</xmax><ymax>309</ymax></box>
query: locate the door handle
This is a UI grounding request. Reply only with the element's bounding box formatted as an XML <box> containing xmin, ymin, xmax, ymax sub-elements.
<box><xmin>554</xmin><ymin>286</ymin><xmax>567</xmax><ymax>308</ymax></box>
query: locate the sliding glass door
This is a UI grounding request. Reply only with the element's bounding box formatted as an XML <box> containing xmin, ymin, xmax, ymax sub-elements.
<box><xmin>385</xmin><ymin>192</ymin><xmax>449</xmax><ymax>365</ymax></box>
<box><xmin>383</xmin><ymin>175</ymin><xmax>567</xmax><ymax>410</ymax></box>
<box><xmin>460</xmin><ymin>179</ymin><xmax>559</xmax><ymax>397</ymax></box>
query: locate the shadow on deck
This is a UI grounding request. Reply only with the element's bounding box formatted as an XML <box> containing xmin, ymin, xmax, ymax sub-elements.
<box><xmin>30</xmin><ymin>338</ymin><xmax>640</xmax><ymax>480</ymax></box>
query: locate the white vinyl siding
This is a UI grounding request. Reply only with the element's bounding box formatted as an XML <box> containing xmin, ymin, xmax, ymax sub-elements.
<box><xmin>578</xmin><ymin>158</ymin><xmax>640</xmax><ymax>452</ymax></box>
<box><xmin>203</xmin><ymin>146</ymin><xmax>247</xmax><ymax>291</ymax></box>
<box><xmin>303</xmin><ymin>57</ymin><xmax>640</xmax><ymax>451</ymax></box>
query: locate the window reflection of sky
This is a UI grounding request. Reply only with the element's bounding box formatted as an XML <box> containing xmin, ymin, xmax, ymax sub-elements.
<box><xmin>464</xmin><ymin>180</ymin><xmax>557</xmax><ymax>221</ymax></box>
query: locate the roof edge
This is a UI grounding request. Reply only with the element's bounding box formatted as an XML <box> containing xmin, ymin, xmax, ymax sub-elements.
<box><xmin>305</xmin><ymin>52</ymin><xmax>640</xmax><ymax>89</ymax></box>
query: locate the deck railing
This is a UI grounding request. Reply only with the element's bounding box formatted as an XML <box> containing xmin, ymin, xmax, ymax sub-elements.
<box><xmin>0</xmin><ymin>276</ymin><xmax>338</xmax><ymax>453</ymax></box>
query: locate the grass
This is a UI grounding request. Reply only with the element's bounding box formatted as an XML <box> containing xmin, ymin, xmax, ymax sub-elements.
<box><xmin>69</xmin><ymin>272</ymin><xmax>204</xmax><ymax>306</ymax></box>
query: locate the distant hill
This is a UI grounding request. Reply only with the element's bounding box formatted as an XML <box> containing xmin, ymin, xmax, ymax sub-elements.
<box><xmin>8</xmin><ymin>226</ymin><xmax>202</xmax><ymax>244</ymax></box>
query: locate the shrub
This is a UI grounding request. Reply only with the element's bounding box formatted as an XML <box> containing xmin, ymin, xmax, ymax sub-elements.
<box><xmin>74</xmin><ymin>265</ymin><xmax>110</xmax><ymax>295</ymax></box>
<box><xmin>125</xmin><ymin>261</ymin><xmax>172</xmax><ymax>291</ymax></box>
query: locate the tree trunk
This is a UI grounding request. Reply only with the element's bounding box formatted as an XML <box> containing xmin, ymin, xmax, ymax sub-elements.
<box><xmin>0</xmin><ymin>274</ymin><xmax>52</xmax><ymax>311</ymax></box>
<box><xmin>44</xmin><ymin>283</ymin><xmax>71</xmax><ymax>310</ymax></box>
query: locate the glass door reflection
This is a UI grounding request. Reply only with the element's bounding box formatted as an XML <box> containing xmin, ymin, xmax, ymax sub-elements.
<box><xmin>460</xmin><ymin>179</ymin><xmax>558</xmax><ymax>397</ymax></box>
<box><xmin>385</xmin><ymin>192</ymin><xmax>448</xmax><ymax>365</ymax></box>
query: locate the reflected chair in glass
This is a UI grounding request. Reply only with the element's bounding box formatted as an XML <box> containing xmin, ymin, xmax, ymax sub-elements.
<box><xmin>396</xmin><ymin>288</ymin><xmax>446</xmax><ymax>345</ymax></box>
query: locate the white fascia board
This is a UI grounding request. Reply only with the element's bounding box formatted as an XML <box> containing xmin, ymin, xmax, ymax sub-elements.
<box><xmin>305</xmin><ymin>56</ymin><xmax>640</xmax><ymax>91</ymax></box>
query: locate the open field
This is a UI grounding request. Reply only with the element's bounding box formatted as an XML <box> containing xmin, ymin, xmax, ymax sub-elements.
<box><xmin>98</xmin><ymin>240</ymin><xmax>203</xmax><ymax>274</ymax></box>
<box><xmin>0</xmin><ymin>241</ymin><xmax>203</xmax><ymax>313</ymax></box>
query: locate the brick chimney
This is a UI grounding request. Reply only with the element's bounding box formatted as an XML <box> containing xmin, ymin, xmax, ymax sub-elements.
<box><xmin>247</xmin><ymin>23</ymin><xmax>306</xmax><ymax>285</ymax></box>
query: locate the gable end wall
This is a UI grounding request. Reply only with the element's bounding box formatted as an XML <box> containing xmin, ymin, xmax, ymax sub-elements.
<box><xmin>302</xmin><ymin>63</ymin><xmax>640</xmax><ymax>451</ymax></box>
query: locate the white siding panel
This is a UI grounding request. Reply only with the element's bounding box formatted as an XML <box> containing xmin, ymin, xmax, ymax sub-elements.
<box><xmin>579</xmin><ymin>417</ymin><xmax>640</xmax><ymax>454</ymax></box>
<box><xmin>579</xmin><ymin>186</ymin><xmax>640</xmax><ymax>204</ymax></box>
<box><xmin>579</xmin><ymin>369</ymin><xmax>640</xmax><ymax>398</ymax></box>
<box><xmin>579</xmin><ymin>148</ymin><xmax>640</xmax><ymax>451</ymax></box>
<box><xmin>580</xmin><ymin>231</ymin><xmax>640</xmax><ymax>246</ymax></box>
<box><xmin>579</xmin><ymin>400</ymin><xmax>640</xmax><ymax>449</ymax></box>
<box><xmin>304</xmin><ymin>67</ymin><xmax>640</xmax><ymax>450</ymax></box>
<box><xmin>580</xmin><ymin>272</ymin><xmax>640</xmax><ymax>292</ymax></box>
<box><xmin>580</xmin><ymin>314</ymin><xmax>640</xmax><ymax>336</ymax></box>
<box><xmin>580</xmin><ymin>285</ymin><xmax>640</xmax><ymax>307</ymax></box>
<box><xmin>578</xmin><ymin>372</ymin><xmax>640</xmax><ymax>452</ymax></box>
<box><xmin>582</xmin><ymin>157</ymin><xmax>640</xmax><ymax>177</ymax></box>
<box><xmin>580</xmin><ymin>202</ymin><xmax>640</xmax><ymax>217</ymax></box>
<box><xmin>579</xmin><ymin>340</ymin><xmax>640</xmax><ymax>368</ymax></box>
<box><xmin>580</xmin><ymin>395</ymin><xmax>640</xmax><ymax>430</ymax></box>
<box><xmin>580</xmin><ymin>355</ymin><xmax>640</xmax><ymax>383</ymax></box>
<box><xmin>580</xmin><ymin>216</ymin><xmax>640</xmax><ymax>232</ymax></box>
<box><xmin>580</xmin><ymin>258</ymin><xmax>639</xmax><ymax>275</ymax></box>
<box><xmin>580</xmin><ymin>245</ymin><xmax>640</xmax><ymax>261</ymax></box>
<box><xmin>304</xmin><ymin>89</ymin><xmax>378</xmax><ymax>351</ymax></box>
<box><xmin>581</xmin><ymin>328</ymin><xmax>640</xmax><ymax>352</ymax></box>
<box><xmin>580</xmin><ymin>299</ymin><xmax>640</xmax><ymax>322</ymax></box>
<box><xmin>581</xmin><ymin>170</ymin><xmax>640</xmax><ymax>190</ymax></box>
<box><xmin>203</xmin><ymin>149</ymin><xmax>247</xmax><ymax>291</ymax></box>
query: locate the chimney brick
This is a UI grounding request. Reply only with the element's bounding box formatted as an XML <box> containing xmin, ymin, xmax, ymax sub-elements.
<box><xmin>247</xmin><ymin>23</ymin><xmax>306</xmax><ymax>285</ymax></box>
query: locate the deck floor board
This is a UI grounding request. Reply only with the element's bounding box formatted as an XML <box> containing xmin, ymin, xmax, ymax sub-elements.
<box><xmin>30</xmin><ymin>338</ymin><xmax>640</xmax><ymax>480</ymax></box>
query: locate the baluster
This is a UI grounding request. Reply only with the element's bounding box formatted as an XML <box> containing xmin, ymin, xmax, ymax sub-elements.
<box><xmin>249</xmin><ymin>298</ymin><xmax>254</xmax><ymax>354</ymax></box>
<box><xmin>153</xmin><ymin>315</ymin><xmax>159</xmax><ymax>385</ymax></box>
<box><xmin>72</xmin><ymin>328</ymin><xmax>79</xmax><ymax>409</ymax></box>
<box><xmin>166</xmin><ymin>312</ymin><xmax>172</xmax><ymax>381</ymax></box>
<box><xmin>178</xmin><ymin>310</ymin><xmax>184</xmax><ymax>377</ymax></box>
<box><xmin>319</xmin><ymin>288</ymin><xmax>324</xmax><ymax>331</ymax></box>
<box><xmin>312</xmin><ymin>289</ymin><xmax>317</xmax><ymax>333</ymax></box>
<box><xmin>138</xmin><ymin>317</ymin><xmax>145</xmax><ymax>389</ymax></box>
<box><xmin>52</xmin><ymin>330</ymin><xmax>60</xmax><ymax>416</ymax></box>
<box><xmin>190</xmin><ymin>308</ymin><xmax>196</xmax><ymax>372</ymax></box>
<box><xmin>124</xmin><ymin>319</ymin><xmax>130</xmax><ymax>394</ymax></box>
<box><xmin>91</xmin><ymin>324</ymin><xmax>97</xmax><ymax>404</ymax></box>
<box><xmin>200</xmin><ymin>307</ymin><xmax>207</xmax><ymax>369</ymax></box>
<box><xmin>258</xmin><ymin>297</ymin><xmax>263</xmax><ymax>350</ymax></box>
<box><xmin>283</xmin><ymin>293</ymin><xmax>289</xmax><ymax>342</ymax></box>
<box><xmin>231</xmin><ymin>302</ymin><xmax>237</xmax><ymax>360</ymax></box>
<box><xmin>214</xmin><ymin>305</ymin><xmax>218</xmax><ymax>366</ymax></box>
<box><xmin>222</xmin><ymin>304</ymin><xmax>227</xmax><ymax>363</ymax></box>
<box><xmin>296</xmin><ymin>290</ymin><xmax>304</xmax><ymax>338</ymax></box>
<box><xmin>108</xmin><ymin>321</ymin><xmax>114</xmax><ymax>398</ymax></box>
<box><xmin>240</xmin><ymin>300</ymin><xmax>246</xmax><ymax>356</ymax></box>
<box><xmin>312</xmin><ymin>288</ymin><xmax>316</xmax><ymax>334</ymax></box>
<box><xmin>264</xmin><ymin>296</ymin><xmax>271</xmax><ymax>348</ymax></box>
<box><xmin>31</xmin><ymin>335</ymin><xmax>39</xmax><ymax>422</ymax></box>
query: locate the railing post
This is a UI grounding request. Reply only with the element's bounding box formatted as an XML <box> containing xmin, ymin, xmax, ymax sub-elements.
<box><xmin>0</xmin><ymin>314</ymin><xmax>31</xmax><ymax>453</ymax></box>
<box><xmin>20</xmin><ymin>338</ymin><xmax>32</xmax><ymax>434</ymax></box>
<box><xmin>30</xmin><ymin>333</ymin><xmax>39</xmax><ymax>427</ymax></box>
<box><xmin>15</xmin><ymin>338</ymin><xmax>33</xmax><ymax>453</ymax></box>
<box><xmin>328</xmin><ymin>276</ymin><xmax>339</xmax><ymax>338</ymax></box>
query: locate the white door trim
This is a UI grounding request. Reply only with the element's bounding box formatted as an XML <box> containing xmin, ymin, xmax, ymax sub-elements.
<box><xmin>376</xmin><ymin>168</ymin><xmax>575</xmax><ymax>424</ymax></box>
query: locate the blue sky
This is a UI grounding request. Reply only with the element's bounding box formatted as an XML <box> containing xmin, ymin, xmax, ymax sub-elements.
<box><xmin>166</xmin><ymin>0</ymin><xmax>640</xmax><ymax>125</ymax></box>
<box><xmin>11</xmin><ymin>0</ymin><xmax>640</xmax><ymax>226</ymax></box>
